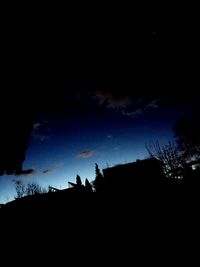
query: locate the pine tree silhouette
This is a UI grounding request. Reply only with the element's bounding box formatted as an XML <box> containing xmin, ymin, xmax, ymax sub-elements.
<box><xmin>85</xmin><ymin>179</ymin><xmax>93</xmax><ymax>192</ymax></box>
<box><xmin>93</xmin><ymin>164</ymin><xmax>104</xmax><ymax>192</ymax></box>
<box><xmin>76</xmin><ymin>175</ymin><xmax>82</xmax><ymax>187</ymax></box>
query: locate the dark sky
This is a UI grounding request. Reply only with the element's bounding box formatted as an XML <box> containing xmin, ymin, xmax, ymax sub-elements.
<box><xmin>0</xmin><ymin>1</ymin><xmax>199</xmax><ymax>203</ymax></box>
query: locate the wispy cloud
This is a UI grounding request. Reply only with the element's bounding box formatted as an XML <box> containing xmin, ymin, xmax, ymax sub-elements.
<box><xmin>95</xmin><ymin>90</ymin><xmax>132</xmax><ymax>109</ymax></box>
<box><xmin>77</xmin><ymin>150</ymin><xmax>95</xmax><ymax>159</ymax></box>
<box><xmin>122</xmin><ymin>98</ymin><xmax>161</xmax><ymax>118</ymax></box>
<box><xmin>32</xmin><ymin>120</ymin><xmax>50</xmax><ymax>142</ymax></box>
<box><xmin>16</xmin><ymin>169</ymin><xmax>36</xmax><ymax>176</ymax></box>
<box><xmin>33</xmin><ymin>122</ymin><xmax>42</xmax><ymax>130</ymax></box>
<box><xmin>94</xmin><ymin>90</ymin><xmax>161</xmax><ymax>118</ymax></box>
<box><xmin>42</xmin><ymin>169</ymin><xmax>52</xmax><ymax>174</ymax></box>
<box><xmin>32</xmin><ymin>133</ymin><xmax>50</xmax><ymax>142</ymax></box>
<box><xmin>33</xmin><ymin>120</ymin><xmax>48</xmax><ymax>130</ymax></box>
<box><xmin>41</xmin><ymin>160</ymin><xmax>65</xmax><ymax>175</ymax></box>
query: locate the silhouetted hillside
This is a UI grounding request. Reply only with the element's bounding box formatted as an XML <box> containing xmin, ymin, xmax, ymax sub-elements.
<box><xmin>1</xmin><ymin>158</ymin><xmax>199</xmax><ymax>213</ymax></box>
<box><xmin>1</xmin><ymin>158</ymin><xmax>200</xmax><ymax>266</ymax></box>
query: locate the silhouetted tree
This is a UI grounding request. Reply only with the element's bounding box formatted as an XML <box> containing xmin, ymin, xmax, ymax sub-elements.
<box><xmin>25</xmin><ymin>182</ymin><xmax>47</xmax><ymax>196</ymax></box>
<box><xmin>76</xmin><ymin>175</ymin><xmax>82</xmax><ymax>187</ymax></box>
<box><xmin>14</xmin><ymin>180</ymin><xmax>47</xmax><ymax>199</ymax></box>
<box><xmin>14</xmin><ymin>180</ymin><xmax>26</xmax><ymax>199</ymax></box>
<box><xmin>175</xmin><ymin>115</ymin><xmax>200</xmax><ymax>160</ymax></box>
<box><xmin>85</xmin><ymin>179</ymin><xmax>93</xmax><ymax>192</ymax></box>
<box><xmin>93</xmin><ymin>164</ymin><xmax>104</xmax><ymax>192</ymax></box>
<box><xmin>146</xmin><ymin>141</ymin><xmax>185</xmax><ymax>179</ymax></box>
<box><xmin>95</xmin><ymin>164</ymin><xmax>103</xmax><ymax>179</ymax></box>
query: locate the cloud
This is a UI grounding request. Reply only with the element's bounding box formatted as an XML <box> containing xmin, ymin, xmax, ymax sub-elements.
<box><xmin>33</xmin><ymin>120</ymin><xmax>48</xmax><ymax>130</ymax></box>
<box><xmin>32</xmin><ymin>133</ymin><xmax>50</xmax><ymax>142</ymax></box>
<box><xmin>33</xmin><ymin>122</ymin><xmax>42</xmax><ymax>130</ymax></box>
<box><xmin>94</xmin><ymin>90</ymin><xmax>162</xmax><ymax>118</ymax></box>
<box><xmin>146</xmin><ymin>99</ymin><xmax>160</xmax><ymax>109</ymax></box>
<box><xmin>41</xmin><ymin>160</ymin><xmax>65</xmax><ymax>175</ymax></box>
<box><xmin>95</xmin><ymin>90</ymin><xmax>132</xmax><ymax>109</ymax></box>
<box><xmin>42</xmin><ymin>169</ymin><xmax>51</xmax><ymax>174</ymax></box>
<box><xmin>123</xmin><ymin>108</ymin><xmax>143</xmax><ymax>118</ymax></box>
<box><xmin>32</xmin><ymin>120</ymin><xmax>50</xmax><ymax>142</ymax></box>
<box><xmin>77</xmin><ymin>150</ymin><xmax>95</xmax><ymax>159</ymax></box>
<box><xmin>122</xmin><ymin>98</ymin><xmax>161</xmax><ymax>118</ymax></box>
<box><xmin>15</xmin><ymin>169</ymin><xmax>35</xmax><ymax>176</ymax></box>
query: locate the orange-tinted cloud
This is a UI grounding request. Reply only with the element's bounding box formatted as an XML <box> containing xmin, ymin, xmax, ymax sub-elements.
<box><xmin>77</xmin><ymin>150</ymin><xmax>95</xmax><ymax>159</ymax></box>
<box><xmin>16</xmin><ymin>169</ymin><xmax>35</xmax><ymax>176</ymax></box>
<box><xmin>95</xmin><ymin>90</ymin><xmax>132</xmax><ymax>109</ymax></box>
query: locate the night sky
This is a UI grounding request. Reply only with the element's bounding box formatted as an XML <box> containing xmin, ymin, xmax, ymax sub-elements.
<box><xmin>0</xmin><ymin>1</ymin><xmax>199</xmax><ymax>203</ymax></box>
<box><xmin>0</xmin><ymin>88</ymin><xmax>197</xmax><ymax>203</ymax></box>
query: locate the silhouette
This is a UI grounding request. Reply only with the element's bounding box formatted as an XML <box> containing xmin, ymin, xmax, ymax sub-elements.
<box><xmin>1</xmin><ymin>149</ymin><xmax>200</xmax><ymax>265</ymax></box>
<box><xmin>68</xmin><ymin>175</ymin><xmax>93</xmax><ymax>193</ymax></box>
<box><xmin>14</xmin><ymin>180</ymin><xmax>26</xmax><ymax>199</ymax></box>
<box><xmin>1</xmin><ymin>154</ymin><xmax>200</xmax><ymax>211</ymax></box>
<box><xmin>0</xmin><ymin>108</ymin><xmax>33</xmax><ymax>175</ymax></box>
<box><xmin>93</xmin><ymin>163</ymin><xmax>104</xmax><ymax>192</ymax></box>
<box><xmin>76</xmin><ymin>175</ymin><xmax>83</xmax><ymax>187</ymax></box>
<box><xmin>102</xmin><ymin>158</ymin><xmax>165</xmax><ymax>192</ymax></box>
<box><xmin>1</xmin><ymin>4</ymin><xmax>199</xmax><ymax>263</ymax></box>
<box><xmin>146</xmin><ymin>141</ymin><xmax>185</xmax><ymax>179</ymax></box>
<box><xmin>85</xmin><ymin>179</ymin><xmax>93</xmax><ymax>192</ymax></box>
<box><xmin>175</xmin><ymin>115</ymin><xmax>200</xmax><ymax>160</ymax></box>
